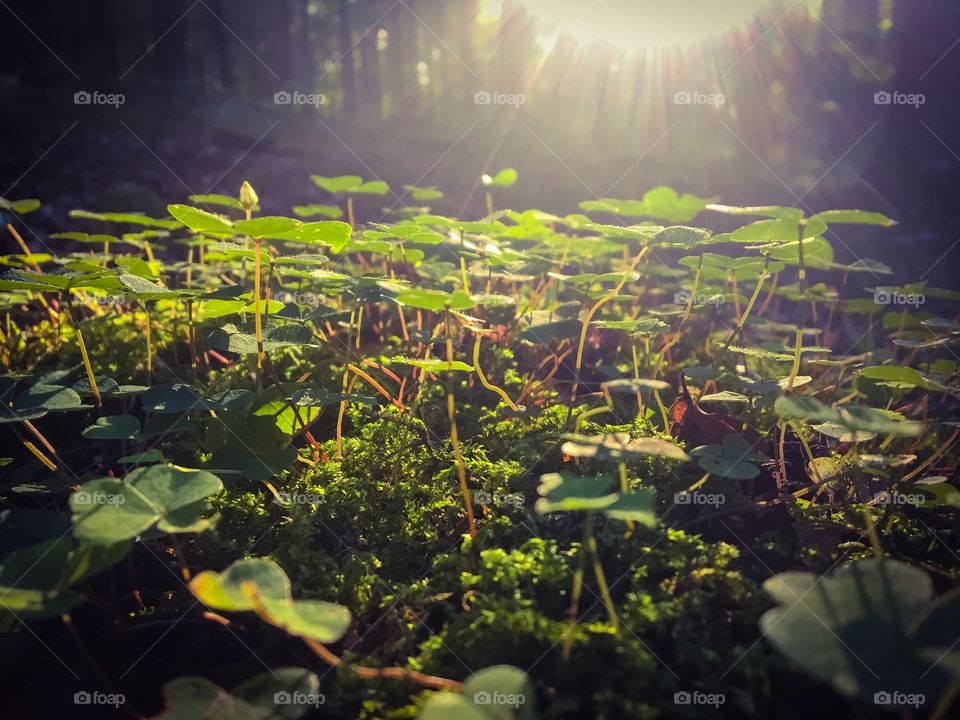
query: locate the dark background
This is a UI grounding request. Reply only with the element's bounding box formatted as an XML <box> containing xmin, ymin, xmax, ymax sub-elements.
<box><xmin>1</xmin><ymin>0</ymin><xmax>959</xmax><ymax>286</ymax></box>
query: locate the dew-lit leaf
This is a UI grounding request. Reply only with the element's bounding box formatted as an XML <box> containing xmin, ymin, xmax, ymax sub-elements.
<box><xmin>189</xmin><ymin>558</ymin><xmax>351</xmax><ymax>643</ymax></box>
<box><xmin>482</xmin><ymin>168</ymin><xmax>518</xmax><ymax>188</ymax></box>
<box><xmin>167</xmin><ymin>205</ymin><xmax>234</xmax><ymax>234</ymax></box>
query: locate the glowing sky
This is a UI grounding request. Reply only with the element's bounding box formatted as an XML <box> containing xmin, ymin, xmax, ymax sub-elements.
<box><xmin>484</xmin><ymin>0</ymin><xmax>821</xmax><ymax>48</ymax></box>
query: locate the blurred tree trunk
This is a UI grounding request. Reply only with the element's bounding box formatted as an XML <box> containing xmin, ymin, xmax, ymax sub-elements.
<box><xmin>455</xmin><ymin>0</ymin><xmax>479</xmax><ymax>98</ymax></box>
<box><xmin>266</xmin><ymin>0</ymin><xmax>295</xmax><ymax>84</ymax></box>
<box><xmin>358</xmin><ymin>1</ymin><xmax>383</xmax><ymax>116</ymax></box>
<box><xmin>337</xmin><ymin>0</ymin><xmax>358</xmax><ymax>114</ymax></box>
<box><xmin>291</xmin><ymin>0</ymin><xmax>316</xmax><ymax>90</ymax></box>
<box><xmin>491</xmin><ymin>1</ymin><xmax>536</xmax><ymax>93</ymax></box>
<box><xmin>425</xmin><ymin>1</ymin><xmax>450</xmax><ymax>100</ymax></box>
<box><xmin>385</xmin><ymin>0</ymin><xmax>419</xmax><ymax>117</ymax></box>
<box><xmin>205</xmin><ymin>0</ymin><xmax>234</xmax><ymax>90</ymax></box>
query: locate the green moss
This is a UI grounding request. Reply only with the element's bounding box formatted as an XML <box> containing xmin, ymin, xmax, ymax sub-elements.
<box><xmin>12</xmin><ymin>309</ymin><xmax>173</xmax><ymax>380</ymax></box>
<box><xmin>201</xmin><ymin>389</ymin><xmax>895</xmax><ymax>719</ymax></box>
<box><xmin>349</xmin><ymin>524</ymin><xmax>781</xmax><ymax>719</ymax></box>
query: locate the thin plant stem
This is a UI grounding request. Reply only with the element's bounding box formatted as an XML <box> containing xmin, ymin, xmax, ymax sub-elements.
<box><xmin>584</xmin><ymin>513</ymin><xmax>618</xmax><ymax>631</ymax></box>
<box><xmin>445</xmin><ymin>313</ymin><xmax>476</xmax><ymax>542</ymax></box>
<box><xmin>618</xmin><ymin>460</ymin><xmax>636</xmax><ymax>537</ymax></box>
<box><xmin>397</xmin><ymin>305</ymin><xmax>409</xmax><ymax>342</ymax></box>
<box><xmin>777</xmin><ymin>422</ymin><xmax>789</xmax><ymax>496</ymax></box>
<box><xmin>472</xmin><ymin>333</ymin><xmax>519</xmax><ymax>411</ymax></box>
<box><xmin>630</xmin><ymin>343</ymin><xmax>644</xmax><ymax>418</ymax></box>
<box><xmin>930</xmin><ymin>682</ymin><xmax>960</xmax><ymax>720</ymax></box>
<box><xmin>787</xmin><ymin>328</ymin><xmax>804</xmax><ymax>391</ymax></box>
<box><xmin>730</xmin><ymin>274</ymin><xmax>741</xmax><ymax>319</ymax></box>
<box><xmin>574</xmin><ymin>405</ymin><xmax>613</xmax><ymax>433</ymax></box>
<box><xmin>253</xmin><ymin>238</ymin><xmax>264</xmax><ymax>371</ymax></box>
<box><xmin>187</xmin><ymin>301</ymin><xmax>199</xmax><ymax>383</ymax></box>
<box><xmin>562</xmin><ymin>541</ymin><xmax>587</xmax><ymax>661</ymax></box>
<box><xmin>571</xmin><ymin>245</ymin><xmax>650</xmax><ymax>407</ymax></box>
<box><xmin>71</xmin><ymin>306</ymin><xmax>101</xmax><ymax>409</ymax></box>
<box><xmin>302</xmin><ymin>638</ymin><xmax>462</xmax><ymax>691</ymax></box>
<box><xmin>11</xmin><ymin>407</ymin><xmax>60</xmax><ymax>462</ymax></box>
<box><xmin>653</xmin><ymin>254</ymin><xmax>702</xmax><ymax>381</ymax></box>
<box><xmin>899</xmin><ymin>427</ymin><xmax>960</xmax><ymax>485</ymax></box>
<box><xmin>722</xmin><ymin>259</ymin><xmax>769</xmax><ymax>351</ymax></box>
<box><xmin>862</xmin><ymin>501</ymin><xmax>885</xmax><ymax>558</ymax></box>
<box><xmin>346</xmin><ymin>363</ymin><xmax>404</xmax><ymax>410</ymax></box>
<box><xmin>7</xmin><ymin>223</ymin><xmax>41</xmax><ymax>272</ymax></box>
<box><xmin>170</xmin><ymin>534</ymin><xmax>191</xmax><ymax>581</ymax></box>
<box><xmin>143</xmin><ymin>303</ymin><xmax>153</xmax><ymax>382</ymax></box>
<box><xmin>21</xmin><ymin>437</ymin><xmax>57</xmax><ymax>471</ymax></box>
<box><xmin>335</xmin><ymin>310</ymin><xmax>357</xmax><ymax>458</ymax></box>
<box><xmin>758</xmin><ymin>271</ymin><xmax>780</xmax><ymax>316</ymax></box>
<box><xmin>460</xmin><ymin>257</ymin><xmax>470</xmax><ymax>292</ymax></box>
<box><xmin>787</xmin><ymin>421</ymin><xmax>825</xmax><ymax>485</ymax></box>
<box><xmin>797</xmin><ymin>226</ymin><xmax>807</xmax><ymax>297</ymax></box>
<box><xmin>652</xmin><ymin>389</ymin><xmax>671</xmax><ymax>432</ymax></box>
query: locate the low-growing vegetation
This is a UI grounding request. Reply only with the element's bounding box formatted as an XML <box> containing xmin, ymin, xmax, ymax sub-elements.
<box><xmin>1</xmin><ymin>173</ymin><xmax>958</xmax><ymax>719</ymax></box>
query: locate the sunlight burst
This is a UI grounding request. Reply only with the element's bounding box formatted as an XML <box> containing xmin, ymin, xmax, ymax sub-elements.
<box><xmin>505</xmin><ymin>0</ymin><xmax>820</xmax><ymax>48</ymax></box>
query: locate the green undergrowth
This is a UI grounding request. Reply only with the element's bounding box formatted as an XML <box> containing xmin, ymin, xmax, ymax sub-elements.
<box><xmin>3</xmin><ymin>176</ymin><xmax>959</xmax><ymax>719</ymax></box>
<box><xmin>203</xmin><ymin>403</ymin><xmax>877</xmax><ymax>718</ymax></box>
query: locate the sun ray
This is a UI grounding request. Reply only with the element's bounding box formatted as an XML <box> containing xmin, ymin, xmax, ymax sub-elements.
<box><xmin>506</xmin><ymin>0</ymin><xmax>824</xmax><ymax>49</ymax></box>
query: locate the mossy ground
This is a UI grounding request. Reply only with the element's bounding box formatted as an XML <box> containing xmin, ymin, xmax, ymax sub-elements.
<box><xmin>198</xmin><ymin>375</ymin><xmax>877</xmax><ymax>719</ymax></box>
<box><xmin>5</xmin><ymin>294</ymin><xmax>950</xmax><ymax>720</ymax></box>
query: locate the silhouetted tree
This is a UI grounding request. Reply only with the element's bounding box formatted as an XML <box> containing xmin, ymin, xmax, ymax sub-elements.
<box><xmin>357</xmin><ymin>0</ymin><xmax>384</xmax><ymax>115</ymax></box>
<box><xmin>291</xmin><ymin>0</ymin><xmax>317</xmax><ymax>90</ymax></box>
<box><xmin>337</xmin><ymin>0</ymin><xmax>358</xmax><ymax>113</ymax></box>
<box><xmin>384</xmin><ymin>0</ymin><xmax>419</xmax><ymax>116</ymax></box>
<box><xmin>205</xmin><ymin>0</ymin><xmax>234</xmax><ymax>90</ymax></box>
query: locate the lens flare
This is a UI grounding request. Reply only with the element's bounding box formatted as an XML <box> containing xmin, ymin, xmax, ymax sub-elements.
<box><xmin>509</xmin><ymin>0</ymin><xmax>820</xmax><ymax>48</ymax></box>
